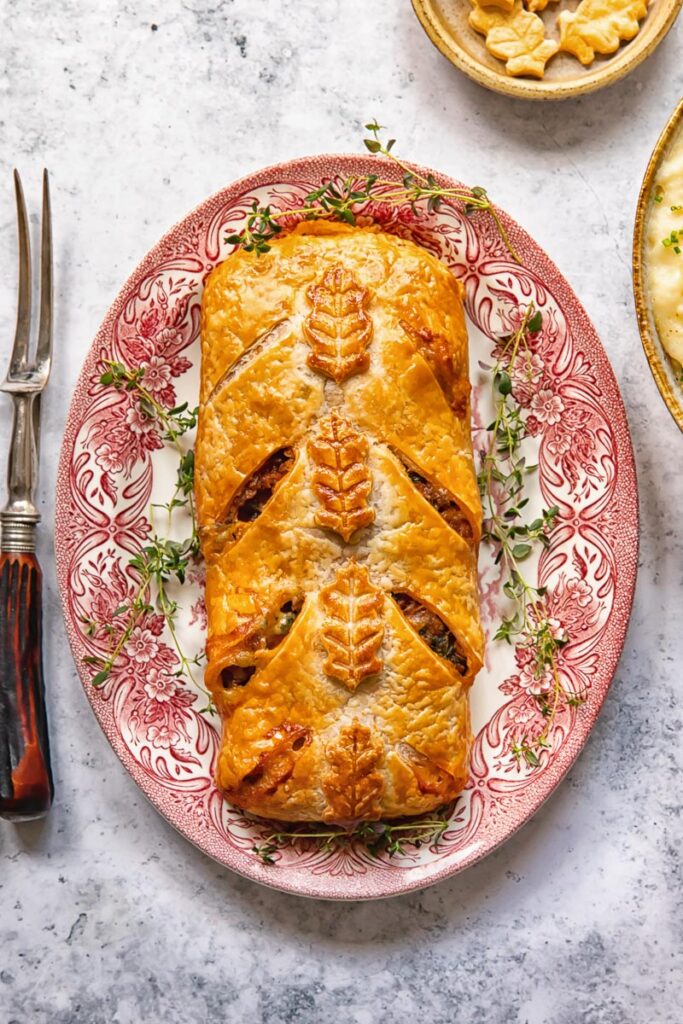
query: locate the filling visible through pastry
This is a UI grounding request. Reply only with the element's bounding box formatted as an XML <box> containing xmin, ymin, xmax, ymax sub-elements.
<box><xmin>221</xmin><ymin>447</ymin><xmax>295</xmax><ymax>527</ymax></box>
<box><xmin>391</xmin><ymin>592</ymin><xmax>470</xmax><ymax>676</ymax></box>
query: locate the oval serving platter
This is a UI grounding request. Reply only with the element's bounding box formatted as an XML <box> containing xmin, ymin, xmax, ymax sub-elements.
<box><xmin>56</xmin><ymin>154</ymin><xmax>638</xmax><ymax>900</ymax></box>
<box><xmin>633</xmin><ymin>97</ymin><xmax>683</xmax><ymax>433</ymax></box>
<box><xmin>411</xmin><ymin>0</ymin><xmax>683</xmax><ymax>102</ymax></box>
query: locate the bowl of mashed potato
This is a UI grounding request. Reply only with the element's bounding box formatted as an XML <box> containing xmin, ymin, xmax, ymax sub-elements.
<box><xmin>634</xmin><ymin>99</ymin><xmax>683</xmax><ymax>432</ymax></box>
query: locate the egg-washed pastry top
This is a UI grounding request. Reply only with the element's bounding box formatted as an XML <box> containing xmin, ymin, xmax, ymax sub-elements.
<box><xmin>196</xmin><ymin>221</ymin><xmax>484</xmax><ymax>823</ymax></box>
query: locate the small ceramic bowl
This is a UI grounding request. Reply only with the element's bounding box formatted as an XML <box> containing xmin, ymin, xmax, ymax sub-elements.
<box><xmin>633</xmin><ymin>98</ymin><xmax>683</xmax><ymax>433</ymax></box>
<box><xmin>411</xmin><ymin>0</ymin><xmax>682</xmax><ymax>101</ymax></box>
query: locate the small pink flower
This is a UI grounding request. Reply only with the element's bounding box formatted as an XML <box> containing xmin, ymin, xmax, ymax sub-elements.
<box><xmin>512</xmin><ymin>352</ymin><xmax>544</xmax><ymax>386</ymax></box>
<box><xmin>515</xmin><ymin>642</ymin><xmax>554</xmax><ymax>696</ymax></box>
<box><xmin>523</xmin><ymin>666</ymin><xmax>554</xmax><ymax>697</ymax></box>
<box><xmin>156</xmin><ymin>326</ymin><xmax>182</xmax><ymax>350</ymax></box>
<box><xmin>147</xmin><ymin>723</ymin><xmax>179</xmax><ymax>749</ymax></box>
<box><xmin>142</xmin><ymin>355</ymin><xmax>172</xmax><ymax>394</ymax></box>
<box><xmin>567</xmin><ymin>578</ymin><xmax>592</xmax><ymax>607</ymax></box>
<box><xmin>125</xmin><ymin>404</ymin><xmax>156</xmax><ymax>435</ymax></box>
<box><xmin>126</xmin><ymin>627</ymin><xmax>160</xmax><ymax>664</ymax></box>
<box><xmin>524</xmin><ymin>414</ymin><xmax>542</xmax><ymax>437</ymax></box>
<box><xmin>144</xmin><ymin>668</ymin><xmax>175</xmax><ymax>703</ymax></box>
<box><xmin>505</xmin><ymin>306</ymin><xmax>533</xmax><ymax>335</ymax></box>
<box><xmin>546</xmin><ymin>617</ymin><xmax>569</xmax><ymax>644</ymax></box>
<box><xmin>530</xmin><ymin>388</ymin><xmax>565</xmax><ymax>426</ymax></box>
<box><xmin>510</xmin><ymin>703</ymin><xmax>537</xmax><ymax>730</ymax></box>
<box><xmin>548</xmin><ymin>431</ymin><xmax>572</xmax><ymax>458</ymax></box>
<box><xmin>95</xmin><ymin>443</ymin><xmax>123</xmax><ymax>474</ymax></box>
<box><xmin>511</xmin><ymin>359</ymin><xmax>546</xmax><ymax>408</ymax></box>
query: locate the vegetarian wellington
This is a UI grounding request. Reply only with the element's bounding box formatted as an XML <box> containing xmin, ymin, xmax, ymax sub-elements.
<box><xmin>196</xmin><ymin>222</ymin><xmax>484</xmax><ymax>822</ymax></box>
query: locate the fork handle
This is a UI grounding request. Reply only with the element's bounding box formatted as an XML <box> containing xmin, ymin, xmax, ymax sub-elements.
<box><xmin>0</xmin><ymin>549</ymin><xmax>53</xmax><ymax>820</ymax></box>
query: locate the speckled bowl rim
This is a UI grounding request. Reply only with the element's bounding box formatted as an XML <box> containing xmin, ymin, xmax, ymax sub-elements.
<box><xmin>411</xmin><ymin>0</ymin><xmax>683</xmax><ymax>101</ymax></box>
<box><xmin>55</xmin><ymin>153</ymin><xmax>639</xmax><ymax>900</ymax></box>
<box><xmin>633</xmin><ymin>98</ymin><xmax>683</xmax><ymax>433</ymax></box>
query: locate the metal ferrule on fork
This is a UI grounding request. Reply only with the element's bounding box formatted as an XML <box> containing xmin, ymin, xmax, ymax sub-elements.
<box><xmin>1</xmin><ymin>392</ymin><xmax>41</xmax><ymax>553</ymax></box>
<box><xmin>0</xmin><ymin>515</ymin><xmax>39</xmax><ymax>554</ymax></box>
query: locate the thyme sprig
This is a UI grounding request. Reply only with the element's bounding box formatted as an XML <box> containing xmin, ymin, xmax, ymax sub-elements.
<box><xmin>224</xmin><ymin>122</ymin><xmax>520</xmax><ymax>262</ymax></box>
<box><xmin>83</xmin><ymin>361</ymin><xmax>204</xmax><ymax>696</ymax></box>
<box><xmin>478</xmin><ymin>306</ymin><xmax>580</xmax><ymax>768</ymax></box>
<box><xmin>252</xmin><ymin>813</ymin><xmax>450</xmax><ymax>865</ymax></box>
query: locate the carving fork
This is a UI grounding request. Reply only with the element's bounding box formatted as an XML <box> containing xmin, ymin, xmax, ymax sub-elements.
<box><xmin>0</xmin><ymin>171</ymin><xmax>54</xmax><ymax>820</ymax></box>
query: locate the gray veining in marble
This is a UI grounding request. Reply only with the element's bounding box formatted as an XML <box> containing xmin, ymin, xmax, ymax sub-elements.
<box><xmin>0</xmin><ymin>1</ymin><xmax>682</xmax><ymax>1021</ymax></box>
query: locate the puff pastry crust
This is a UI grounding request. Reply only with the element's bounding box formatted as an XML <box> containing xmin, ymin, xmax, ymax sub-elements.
<box><xmin>197</xmin><ymin>222</ymin><xmax>484</xmax><ymax>822</ymax></box>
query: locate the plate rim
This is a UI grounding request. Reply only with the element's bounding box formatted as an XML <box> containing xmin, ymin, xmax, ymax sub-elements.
<box><xmin>632</xmin><ymin>97</ymin><xmax>683</xmax><ymax>434</ymax></box>
<box><xmin>55</xmin><ymin>152</ymin><xmax>640</xmax><ymax>900</ymax></box>
<box><xmin>411</xmin><ymin>0</ymin><xmax>683</xmax><ymax>102</ymax></box>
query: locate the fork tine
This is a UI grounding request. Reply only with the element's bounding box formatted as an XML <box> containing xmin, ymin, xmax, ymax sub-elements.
<box><xmin>35</xmin><ymin>169</ymin><xmax>52</xmax><ymax>374</ymax></box>
<box><xmin>9</xmin><ymin>170</ymin><xmax>32</xmax><ymax>377</ymax></box>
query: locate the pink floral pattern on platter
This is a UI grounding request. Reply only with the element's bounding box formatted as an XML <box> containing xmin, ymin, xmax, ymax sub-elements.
<box><xmin>86</xmin><ymin>277</ymin><xmax>198</xmax><ymax>505</ymax></box>
<box><xmin>55</xmin><ymin>155</ymin><xmax>638</xmax><ymax>900</ymax></box>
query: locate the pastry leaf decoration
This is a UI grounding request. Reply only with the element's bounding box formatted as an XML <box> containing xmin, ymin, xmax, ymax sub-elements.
<box><xmin>323</xmin><ymin>721</ymin><xmax>384</xmax><ymax>821</ymax></box>
<box><xmin>308</xmin><ymin>411</ymin><xmax>374</xmax><ymax>542</ymax></box>
<box><xmin>303</xmin><ymin>263</ymin><xmax>373</xmax><ymax>382</ymax></box>
<box><xmin>320</xmin><ymin>563</ymin><xmax>384</xmax><ymax>689</ymax></box>
<box><xmin>469</xmin><ymin>1</ymin><xmax>559</xmax><ymax>79</ymax></box>
<box><xmin>557</xmin><ymin>0</ymin><xmax>647</xmax><ymax>65</ymax></box>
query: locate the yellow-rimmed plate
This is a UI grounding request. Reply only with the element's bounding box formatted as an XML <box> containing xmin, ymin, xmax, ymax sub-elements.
<box><xmin>633</xmin><ymin>98</ymin><xmax>683</xmax><ymax>433</ymax></box>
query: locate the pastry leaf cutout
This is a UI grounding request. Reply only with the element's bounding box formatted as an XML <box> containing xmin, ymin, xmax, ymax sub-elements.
<box><xmin>308</xmin><ymin>411</ymin><xmax>374</xmax><ymax>541</ymax></box>
<box><xmin>557</xmin><ymin>0</ymin><xmax>647</xmax><ymax>66</ymax></box>
<box><xmin>304</xmin><ymin>263</ymin><xmax>373</xmax><ymax>382</ymax></box>
<box><xmin>320</xmin><ymin>563</ymin><xmax>384</xmax><ymax>689</ymax></box>
<box><xmin>323</xmin><ymin>721</ymin><xmax>384</xmax><ymax>821</ymax></box>
<box><xmin>469</xmin><ymin>1</ymin><xmax>559</xmax><ymax>78</ymax></box>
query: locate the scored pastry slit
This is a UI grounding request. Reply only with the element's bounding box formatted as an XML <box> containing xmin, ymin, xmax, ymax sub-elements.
<box><xmin>218</xmin><ymin>596</ymin><xmax>305</xmax><ymax>690</ymax></box>
<box><xmin>198</xmin><ymin>222</ymin><xmax>484</xmax><ymax>821</ymax></box>
<box><xmin>220</xmin><ymin>446</ymin><xmax>296</xmax><ymax>529</ymax></box>
<box><xmin>206</xmin><ymin>318</ymin><xmax>292</xmax><ymax>403</ymax></box>
<box><xmin>390</xmin><ymin>447</ymin><xmax>475</xmax><ymax>543</ymax></box>
<box><xmin>390</xmin><ymin>592</ymin><xmax>470</xmax><ymax>677</ymax></box>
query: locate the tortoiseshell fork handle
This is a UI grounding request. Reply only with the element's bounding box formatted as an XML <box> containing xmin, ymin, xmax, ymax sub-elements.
<box><xmin>0</xmin><ymin>550</ymin><xmax>53</xmax><ymax>820</ymax></box>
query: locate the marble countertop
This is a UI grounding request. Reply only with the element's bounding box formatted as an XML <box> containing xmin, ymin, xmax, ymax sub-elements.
<box><xmin>1</xmin><ymin>2</ymin><xmax>682</xmax><ymax>1021</ymax></box>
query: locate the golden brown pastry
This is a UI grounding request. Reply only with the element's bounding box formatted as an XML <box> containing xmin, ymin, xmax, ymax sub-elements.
<box><xmin>196</xmin><ymin>221</ymin><xmax>484</xmax><ymax>822</ymax></box>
